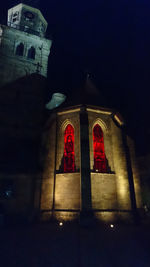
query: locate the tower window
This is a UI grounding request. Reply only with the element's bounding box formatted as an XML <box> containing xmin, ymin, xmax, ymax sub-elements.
<box><xmin>93</xmin><ymin>124</ymin><xmax>106</xmax><ymax>172</ymax></box>
<box><xmin>12</xmin><ymin>11</ymin><xmax>19</xmax><ymax>22</ymax></box>
<box><xmin>15</xmin><ymin>42</ymin><xmax>24</xmax><ymax>56</ymax></box>
<box><xmin>27</xmin><ymin>46</ymin><xmax>35</xmax><ymax>59</ymax></box>
<box><xmin>64</xmin><ymin>124</ymin><xmax>75</xmax><ymax>172</ymax></box>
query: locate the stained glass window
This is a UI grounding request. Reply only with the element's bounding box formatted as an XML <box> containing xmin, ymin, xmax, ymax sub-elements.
<box><xmin>64</xmin><ymin>124</ymin><xmax>75</xmax><ymax>172</ymax></box>
<box><xmin>93</xmin><ymin>124</ymin><xmax>106</xmax><ymax>172</ymax></box>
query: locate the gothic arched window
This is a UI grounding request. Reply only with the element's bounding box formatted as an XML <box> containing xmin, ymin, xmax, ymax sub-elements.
<box><xmin>27</xmin><ymin>46</ymin><xmax>35</xmax><ymax>59</ymax></box>
<box><xmin>93</xmin><ymin>124</ymin><xmax>106</xmax><ymax>172</ymax></box>
<box><xmin>16</xmin><ymin>43</ymin><xmax>24</xmax><ymax>56</ymax></box>
<box><xmin>64</xmin><ymin>124</ymin><xmax>75</xmax><ymax>172</ymax></box>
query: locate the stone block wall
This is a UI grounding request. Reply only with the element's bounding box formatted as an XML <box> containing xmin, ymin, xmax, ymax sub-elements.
<box><xmin>111</xmin><ymin>120</ymin><xmax>131</xmax><ymax>210</ymax></box>
<box><xmin>55</xmin><ymin>173</ymin><xmax>80</xmax><ymax>210</ymax></box>
<box><xmin>0</xmin><ymin>25</ymin><xmax>51</xmax><ymax>87</ymax></box>
<box><xmin>127</xmin><ymin>136</ymin><xmax>142</xmax><ymax>209</ymax></box>
<box><xmin>91</xmin><ymin>173</ymin><xmax>117</xmax><ymax>210</ymax></box>
<box><xmin>8</xmin><ymin>3</ymin><xmax>48</xmax><ymax>38</ymax></box>
<box><xmin>40</xmin><ymin>115</ymin><xmax>56</xmax><ymax>211</ymax></box>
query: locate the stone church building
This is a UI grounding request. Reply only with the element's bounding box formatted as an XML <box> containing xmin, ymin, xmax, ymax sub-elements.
<box><xmin>0</xmin><ymin>3</ymin><xmax>148</xmax><ymax>224</ymax></box>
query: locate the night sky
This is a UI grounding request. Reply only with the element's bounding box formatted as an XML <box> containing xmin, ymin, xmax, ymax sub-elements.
<box><xmin>1</xmin><ymin>0</ymin><xmax>150</xmax><ymax>153</ymax></box>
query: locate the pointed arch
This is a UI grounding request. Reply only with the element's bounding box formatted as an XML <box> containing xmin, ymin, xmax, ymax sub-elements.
<box><xmin>64</xmin><ymin>124</ymin><xmax>75</xmax><ymax>172</ymax></box>
<box><xmin>61</xmin><ymin>119</ymin><xmax>72</xmax><ymax>132</ymax></box>
<box><xmin>16</xmin><ymin>42</ymin><xmax>24</xmax><ymax>56</ymax></box>
<box><xmin>27</xmin><ymin>46</ymin><xmax>35</xmax><ymax>59</ymax></box>
<box><xmin>93</xmin><ymin>124</ymin><xmax>106</xmax><ymax>172</ymax></box>
<box><xmin>92</xmin><ymin>118</ymin><xmax>108</xmax><ymax>133</ymax></box>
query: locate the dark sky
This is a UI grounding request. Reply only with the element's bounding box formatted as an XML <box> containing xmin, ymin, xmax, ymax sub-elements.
<box><xmin>42</xmin><ymin>1</ymin><xmax>149</xmax><ymax>119</ymax></box>
<box><xmin>1</xmin><ymin>0</ymin><xmax>150</xmax><ymax>152</ymax></box>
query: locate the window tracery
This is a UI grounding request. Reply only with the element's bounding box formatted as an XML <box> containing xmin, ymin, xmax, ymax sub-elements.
<box><xmin>93</xmin><ymin>124</ymin><xmax>106</xmax><ymax>172</ymax></box>
<box><xmin>64</xmin><ymin>124</ymin><xmax>75</xmax><ymax>172</ymax></box>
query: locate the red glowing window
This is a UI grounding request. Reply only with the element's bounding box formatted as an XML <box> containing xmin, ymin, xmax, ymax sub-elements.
<box><xmin>64</xmin><ymin>124</ymin><xmax>75</xmax><ymax>172</ymax></box>
<box><xmin>93</xmin><ymin>124</ymin><xmax>106</xmax><ymax>172</ymax></box>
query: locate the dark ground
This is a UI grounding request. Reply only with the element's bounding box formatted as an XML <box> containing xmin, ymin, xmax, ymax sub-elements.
<box><xmin>1</xmin><ymin>221</ymin><xmax>150</xmax><ymax>267</ymax></box>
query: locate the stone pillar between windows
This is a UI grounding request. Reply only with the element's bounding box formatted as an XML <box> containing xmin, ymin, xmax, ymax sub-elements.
<box><xmin>80</xmin><ymin>106</ymin><xmax>93</xmax><ymax>222</ymax></box>
<box><xmin>122</xmin><ymin>130</ymin><xmax>140</xmax><ymax>223</ymax></box>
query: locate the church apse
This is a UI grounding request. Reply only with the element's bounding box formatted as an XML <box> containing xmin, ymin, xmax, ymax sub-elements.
<box><xmin>40</xmin><ymin>106</ymin><xmax>142</xmax><ymax>223</ymax></box>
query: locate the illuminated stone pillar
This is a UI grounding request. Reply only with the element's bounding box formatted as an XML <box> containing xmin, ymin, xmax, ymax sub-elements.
<box><xmin>122</xmin><ymin>131</ymin><xmax>139</xmax><ymax>222</ymax></box>
<box><xmin>40</xmin><ymin>114</ymin><xmax>57</xmax><ymax>220</ymax></box>
<box><xmin>80</xmin><ymin>106</ymin><xmax>92</xmax><ymax>217</ymax></box>
<box><xmin>127</xmin><ymin>136</ymin><xmax>142</xmax><ymax>209</ymax></box>
<box><xmin>111</xmin><ymin>120</ymin><xmax>131</xmax><ymax>218</ymax></box>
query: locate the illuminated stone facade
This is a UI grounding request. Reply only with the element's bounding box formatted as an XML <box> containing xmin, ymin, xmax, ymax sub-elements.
<box><xmin>40</xmin><ymin>105</ymin><xmax>142</xmax><ymax>223</ymax></box>
<box><xmin>0</xmin><ymin>3</ymin><xmax>52</xmax><ymax>87</ymax></box>
<box><xmin>0</xmin><ymin>3</ymin><xmax>144</xmax><ymax>224</ymax></box>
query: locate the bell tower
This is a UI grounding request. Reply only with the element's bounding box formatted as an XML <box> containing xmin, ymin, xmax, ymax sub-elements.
<box><xmin>0</xmin><ymin>3</ymin><xmax>52</xmax><ymax>87</ymax></box>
